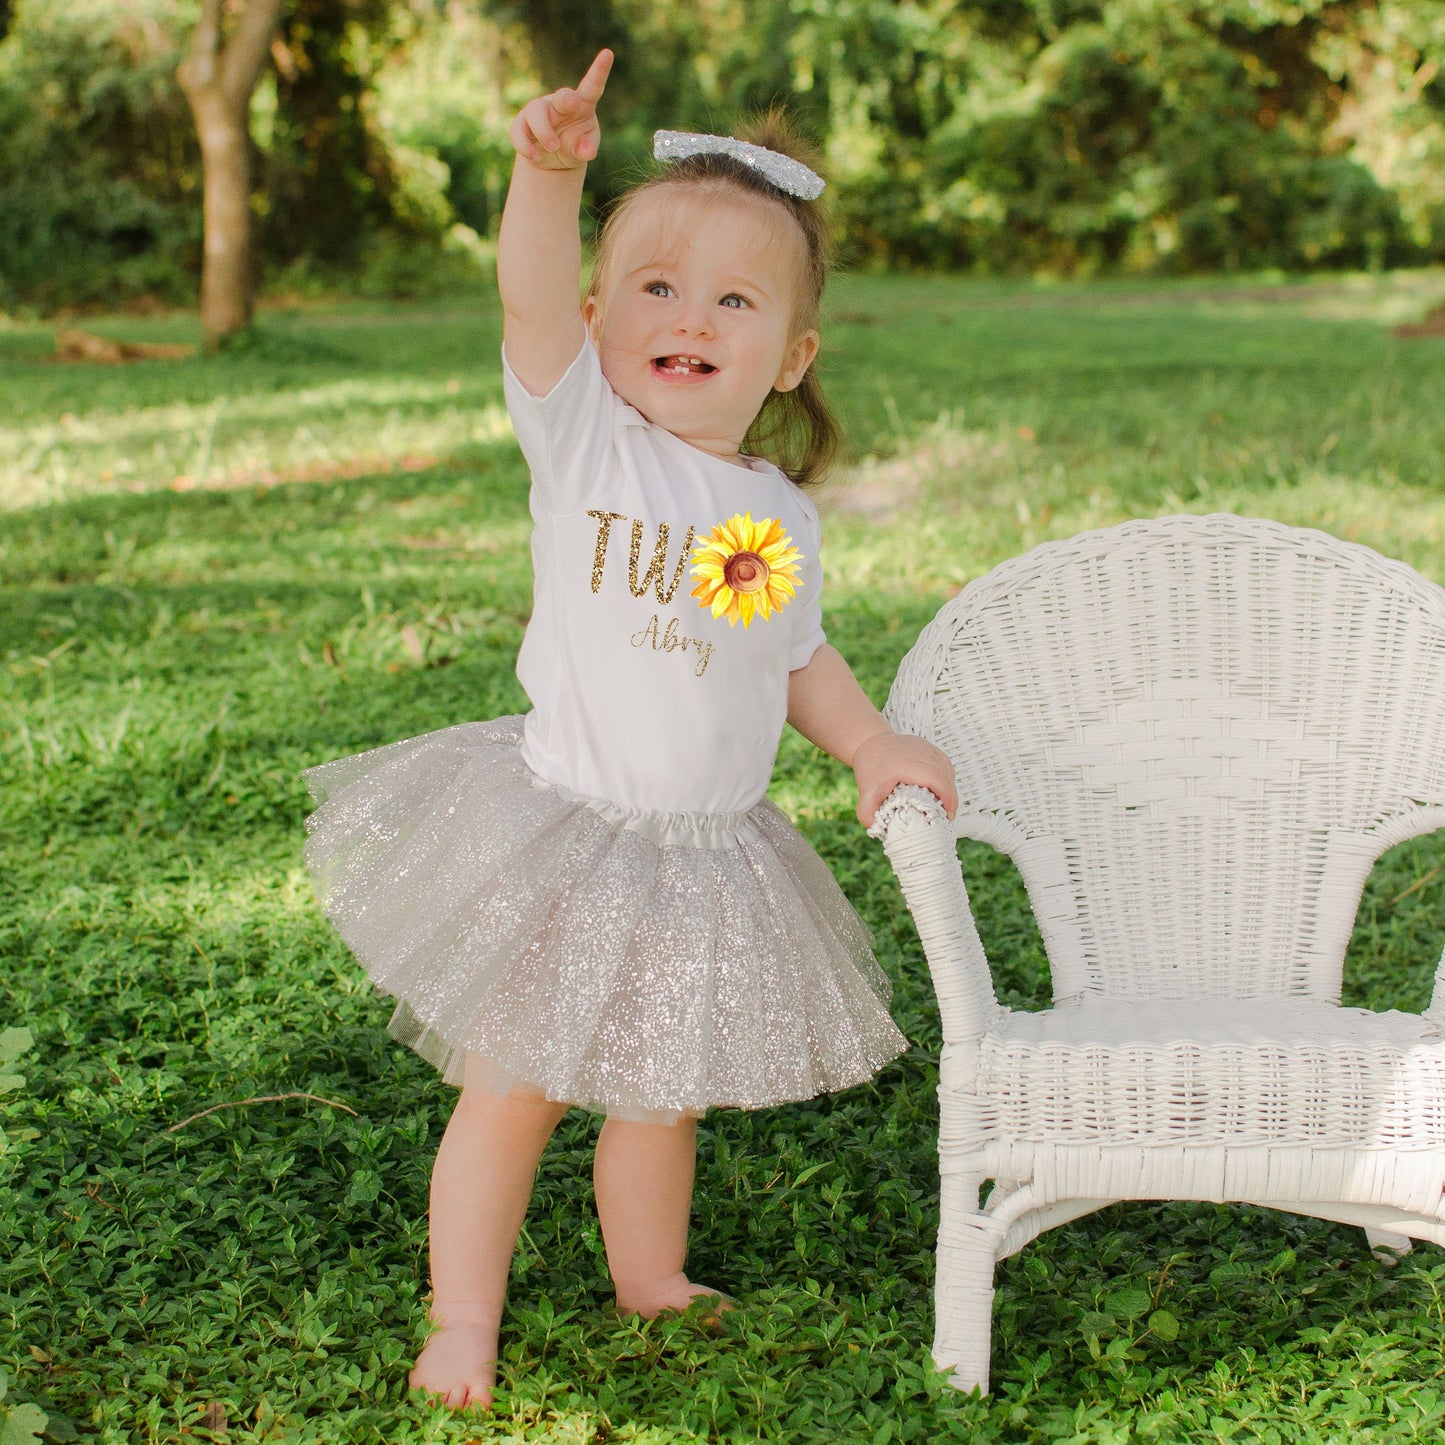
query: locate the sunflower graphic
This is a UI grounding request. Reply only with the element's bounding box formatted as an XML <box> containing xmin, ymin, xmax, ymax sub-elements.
<box><xmin>688</xmin><ymin>512</ymin><xmax>804</xmax><ymax>628</ymax></box>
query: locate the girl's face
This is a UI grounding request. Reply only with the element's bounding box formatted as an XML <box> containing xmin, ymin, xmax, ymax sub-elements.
<box><xmin>583</xmin><ymin>188</ymin><xmax>819</xmax><ymax>466</ymax></box>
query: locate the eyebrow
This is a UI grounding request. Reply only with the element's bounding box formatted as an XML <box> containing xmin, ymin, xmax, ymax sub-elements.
<box><xmin>724</xmin><ymin>274</ymin><xmax>776</xmax><ymax>303</ymax></box>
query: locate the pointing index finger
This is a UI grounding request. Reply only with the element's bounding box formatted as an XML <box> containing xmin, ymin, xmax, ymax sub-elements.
<box><xmin>575</xmin><ymin>48</ymin><xmax>613</xmax><ymax>104</ymax></box>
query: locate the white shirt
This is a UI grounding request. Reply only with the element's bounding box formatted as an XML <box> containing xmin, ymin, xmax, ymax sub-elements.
<box><xmin>502</xmin><ymin>337</ymin><xmax>827</xmax><ymax>819</ymax></box>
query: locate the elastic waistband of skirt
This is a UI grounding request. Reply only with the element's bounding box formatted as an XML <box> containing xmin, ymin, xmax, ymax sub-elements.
<box><xmin>524</xmin><ymin>768</ymin><xmax>764</xmax><ymax>850</ymax></box>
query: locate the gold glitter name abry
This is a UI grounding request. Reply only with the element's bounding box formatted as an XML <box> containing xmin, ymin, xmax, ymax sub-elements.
<box><xmin>587</xmin><ymin>509</ymin><xmax>714</xmax><ymax>679</ymax></box>
<box><xmin>630</xmin><ymin>613</ymin><xmax>714</xmax><ymax>677</ymax></box>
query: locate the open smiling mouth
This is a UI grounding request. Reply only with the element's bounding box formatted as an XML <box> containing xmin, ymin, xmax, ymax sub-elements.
<box><xmin>653</xmin><ymin>355</ymin><xmax>717</xmax><ymax>376</ymax></box>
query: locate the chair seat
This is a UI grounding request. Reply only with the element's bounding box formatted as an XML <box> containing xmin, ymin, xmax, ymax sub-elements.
<box><xmin>974</xmin><ymin>996</ymin><xmax>1445</xmax><ymax>1148</ymax></box>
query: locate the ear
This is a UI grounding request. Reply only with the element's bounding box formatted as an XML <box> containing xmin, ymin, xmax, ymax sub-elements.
<box><xmin>774</xmin><ymin>328</ymin><xmax>820</xmax><ymax>393</ymax></box>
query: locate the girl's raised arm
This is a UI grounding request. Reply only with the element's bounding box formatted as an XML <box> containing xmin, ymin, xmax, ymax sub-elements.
<box><xmin>499</xmin><ymin>49</ymin><xmax>613</xmax><ymax>397</ymax></box>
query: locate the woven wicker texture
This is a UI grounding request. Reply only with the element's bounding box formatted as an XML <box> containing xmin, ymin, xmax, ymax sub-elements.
<box><xmin>870</xmin><ymin>514</ymin><xmax>1445</xmax><ymax>1393</ymax></box>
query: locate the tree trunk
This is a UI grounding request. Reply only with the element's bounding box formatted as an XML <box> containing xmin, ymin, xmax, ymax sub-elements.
<box><xmin>177</xmin><ymin>0</ymin><xmax>284</xmax><ymax>353</ymax></box>
<box><xmin>188</xmin><ymin>83</ymin><xmax>254</xmax><ymax>346</ymax></box>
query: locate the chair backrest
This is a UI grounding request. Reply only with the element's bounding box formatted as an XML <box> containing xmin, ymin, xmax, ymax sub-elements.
<box><xmin>886</xmin><ymin>515</ymin><xmax>1445</xmax><ymax>1004</ymax></box>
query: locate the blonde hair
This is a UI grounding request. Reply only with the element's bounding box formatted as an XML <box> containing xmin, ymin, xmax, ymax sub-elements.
<box><xmin>585</xmin><ymin>108</ymin><xmax>839</xmax><ymax>488</ymax></box>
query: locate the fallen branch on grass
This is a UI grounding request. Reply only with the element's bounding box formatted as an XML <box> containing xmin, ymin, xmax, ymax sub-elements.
<box><xmin>51</xmin><ymin>329</ymin><xmax>196</xmax><ymax>363</ymax></box>
<box><xmin>156</xmin><ymin>1090</ymin><xmax>359</xmax><ymax>1137</ymax></box>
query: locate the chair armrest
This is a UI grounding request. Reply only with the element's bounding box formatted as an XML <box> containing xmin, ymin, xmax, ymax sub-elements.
<box><xmin>1427</xmin><ymin>943</ymin><xmax>1445</xmax><ymax>1031</ymax></box>
<box><xmin>868</xmin><ymin>784</ymin><xmax>1001</xmax><ymax>1043</ymax></box>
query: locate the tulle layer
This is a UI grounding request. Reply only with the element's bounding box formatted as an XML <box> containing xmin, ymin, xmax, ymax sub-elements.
<box><xmin>302</xmin><ymin>716</ymin><xmax>907</xmax><ymax>1121</ymax></box>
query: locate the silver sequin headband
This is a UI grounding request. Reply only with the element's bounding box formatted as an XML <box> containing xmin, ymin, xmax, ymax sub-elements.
<box><xmin>653</xmin><ymin>130</ymin><xmax>825</xmax><ymax>201</ymax></box>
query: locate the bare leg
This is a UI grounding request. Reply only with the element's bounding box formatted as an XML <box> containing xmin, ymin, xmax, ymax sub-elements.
<box><xmin>593</xmin><ymin>1115</ymin><xmax>729</xmax><ymax>1317</ymax></box>
<box><xmin>409</xmin><ymin>1080</ymin><xmax>569</xmax><ymax>1411</ymax></box>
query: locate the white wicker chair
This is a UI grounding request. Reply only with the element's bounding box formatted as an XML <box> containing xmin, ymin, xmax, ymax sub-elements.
<box><xmin>868</xmin><ymin>513</ymin><xmax>1445</xmax><ymax>1394</ymax></box>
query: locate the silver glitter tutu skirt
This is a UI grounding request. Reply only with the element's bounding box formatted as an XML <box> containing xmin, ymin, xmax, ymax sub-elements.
<box><xmin>301</xmin><ymin>715</ymin><xmax>907</xmax><ymax>1121</ymax></box>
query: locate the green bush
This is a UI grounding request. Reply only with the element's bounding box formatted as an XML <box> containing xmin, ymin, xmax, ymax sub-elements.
<box><xmin>352</xmin><ymin>228</ymin><xmax>492</xmax><ymax>301</ymax></box>
<box><xmin>0</xmin><ymin>0</ymin><xmax>201</xmax><ymax>311</ymax></box>
<box><xmin>905</xmin><ymin>9</ymin><xmax>1416</xmax><ymax>273</ymax></box>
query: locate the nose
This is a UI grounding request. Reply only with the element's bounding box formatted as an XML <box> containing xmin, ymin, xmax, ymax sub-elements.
<box><xmin>672</xmin><ymin>298</ymin><xmax>715</xmax><ymax>340</ymax></box>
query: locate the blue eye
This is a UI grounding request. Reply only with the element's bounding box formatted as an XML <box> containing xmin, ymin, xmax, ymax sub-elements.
<box><xmin>645</xmin><ymin>281</ymin><xmax>674</xmax><ymax>297</ymax></box>
<box><xmin>720</xmin><ymin>294</ymin><xmax>747</xmax><ymax>308</ymax></box>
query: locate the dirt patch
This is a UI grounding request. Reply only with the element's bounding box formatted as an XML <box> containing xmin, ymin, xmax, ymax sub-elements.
<box><xmin>820</xmin><ymin>417</ymin><xmax>1038</xmax><ymax>520</ymax></box>
<box><xmin>1394</xmin><ymin>302</ymin><xmax>1445</xmax><ymax>339</ymax></box>
<box><xmin>162</xmin><ymin>452</ymin><xmax>440</xmax><ymax>494</ymax></box>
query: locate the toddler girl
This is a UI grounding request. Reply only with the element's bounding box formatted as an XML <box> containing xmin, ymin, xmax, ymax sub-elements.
<box><xmin>300</xmin><ymin>47</ymin><xmax>957</xmax><ymax>1413</ymax></box>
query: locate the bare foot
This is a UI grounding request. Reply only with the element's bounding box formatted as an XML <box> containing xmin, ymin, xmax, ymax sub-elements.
<box><xmin>408</xmin><ymin>1301</ymin><xmax>500</xmax><ymax>1412</ymax></box>
<box><xmin>617</xmin><ymin>1272</ymin><xmax>734</xmax><ymax>1326</ymax></box>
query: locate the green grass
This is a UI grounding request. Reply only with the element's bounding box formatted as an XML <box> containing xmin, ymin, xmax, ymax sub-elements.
<box><xmin>3</xmin><ymin>271</ymin><xmax>1445</xmax><ymax>1444</ymax></box>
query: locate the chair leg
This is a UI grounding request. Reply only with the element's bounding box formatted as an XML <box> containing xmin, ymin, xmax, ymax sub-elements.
<box><xmin>1365</xmin><ymin>1227</ymin><xmax>1414</xmax><ymax>1263</ymax></box>
<box><xmin>932</xmin><ymin>1171</ymin><xmax>998</xmax><ymax>1394</ymax></box>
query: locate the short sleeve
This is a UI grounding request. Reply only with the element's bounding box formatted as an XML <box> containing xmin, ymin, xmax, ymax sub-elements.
<box><xmin>787</xmin><ymin>491</ymin><xmax>827</xmax><ymax>671</ymax></box>
<box><xmin>501</xmin><ymin>336</ymin><xmax>617</xmax><ymax>514</ymax></box>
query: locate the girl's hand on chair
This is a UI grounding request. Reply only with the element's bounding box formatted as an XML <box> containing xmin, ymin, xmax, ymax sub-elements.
<box><xmin>852</xmin><ymin>732</ymin><xmax>958</xmax><ymax>828</ymax></box>
<box><xmin>509</xmin><ymin>49</ymin><xmax>614</xmax><ymax>171</ymax></box>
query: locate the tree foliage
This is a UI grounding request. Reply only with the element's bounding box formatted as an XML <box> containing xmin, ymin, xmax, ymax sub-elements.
<box><xmin>1</xmin><ymin>0</ymin><xmax>1443</xmax><ymax>313</ymax></box>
